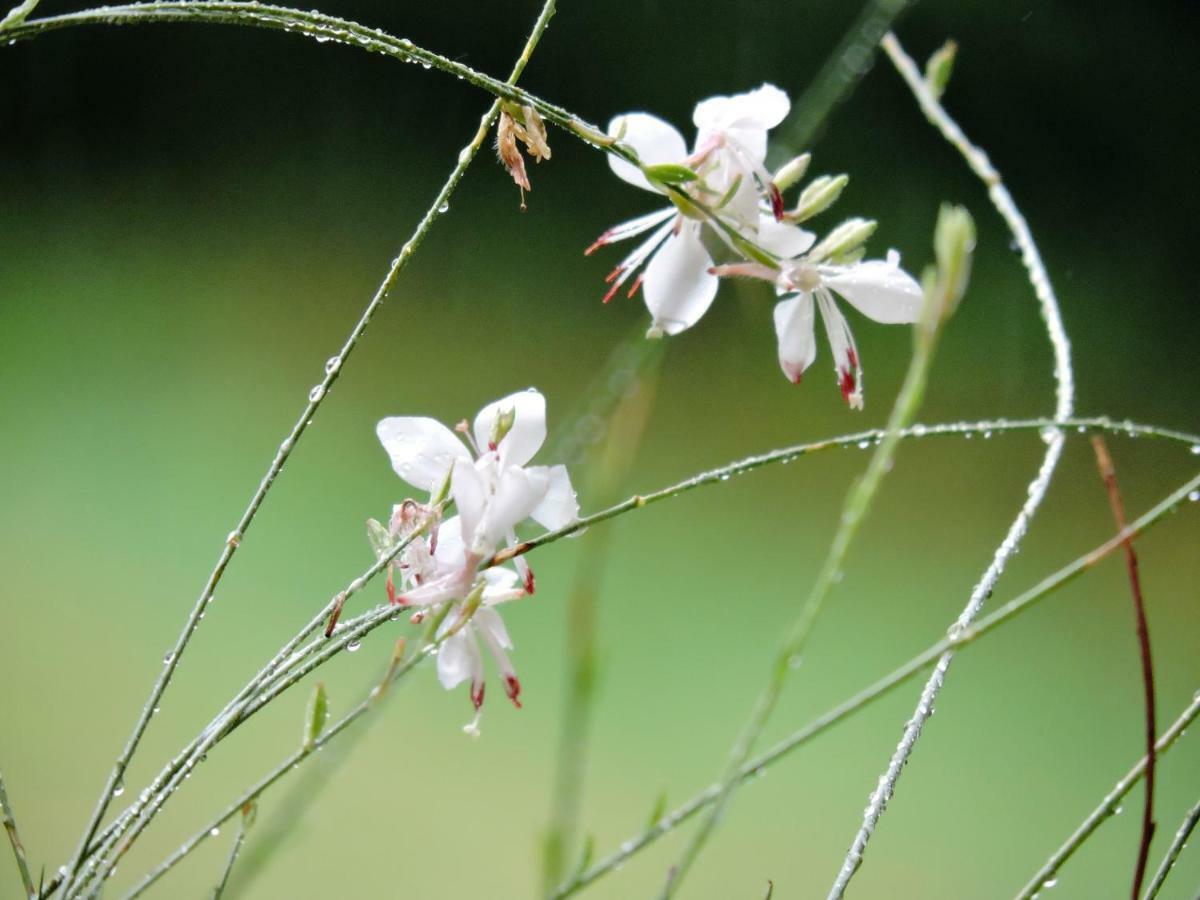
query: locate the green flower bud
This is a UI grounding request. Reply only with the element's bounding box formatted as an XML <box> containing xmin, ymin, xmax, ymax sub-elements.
<box><xmin>809</xmin><ymin>217</ymin><xmax>877</xmax><ymax>262</ymax></box>
<box><xmin>925</xmin><ymin>40</ymin><xmax>958</xmax><ymax>101</ymax></box>
<box><xmin>788</xmin><ymin>174</ymin><xmax>849</xmax><ymax>222</ymax></box>
<box><xmin>772</xmin><ymin>153</ymin><xmax>812</xmax><ymax>193</ymax></box>
<box><xmin>302</xmin><ymin>682</ymin><xmax>328</xmax><ymax>751</ymax></box>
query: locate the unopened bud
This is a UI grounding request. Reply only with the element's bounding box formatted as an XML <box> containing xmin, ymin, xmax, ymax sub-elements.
<box><xmin>489</xmin><ymin>406</ymin><xmax>516</xmax><ymax>450</ymax></box>
<box><xmin>925</xmin><ymin>40</ymin><xmax>958</xmax><ymax>101</ymax></box>
<box><xmin>930</xmin><ymin>203</ymin><xmax>975</xmax><ymax>321</ymax></box>
<box><xmin>302</xmin><ymin>681</ymin><xmax>328</xmax><ymax>751</ymax></box>
<box><xmin>643</xmin><ymin>162</ymin><xmax>699</xmax><ymax>186</ymax></box>
<box><xmin>809</xmin><ymin>217</ymin><xmax>877</xmax><ymax>262</ymax></box>
<box><xmin>772</xmin><ymin>153</ymin><xmax>812</xmax><ymax>193</ymax></box>
<box><xmin>788</xmin><ymin>174</ymin><xmax>849</xmax><ymax>222</ymax></box>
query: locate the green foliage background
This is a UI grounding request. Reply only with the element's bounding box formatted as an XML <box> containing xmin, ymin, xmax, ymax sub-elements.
<box><xmin>1</xmin><ymin>1</ymin><xmax>1197</xmax><ymax>896</ymax></box>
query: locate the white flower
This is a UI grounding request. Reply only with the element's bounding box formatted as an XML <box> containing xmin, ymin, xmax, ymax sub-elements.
<box><xmin>773</xmin><ymin>251</ymin><xmax>923</xmax><ymax>407</ymax></box>
<box><xmin>587</xmin><ymin>84</ymin><xmax>802</xmax><ymax>336</ymax></box>
<box><xmin>374</xmin><ymin>390</ymin><xmax>578</xmax><ymax>720</ymax></box>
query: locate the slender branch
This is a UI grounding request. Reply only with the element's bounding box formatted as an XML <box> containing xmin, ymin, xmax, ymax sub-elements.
<box><xmin>210</xmin><ymin>802</ymin><xmax>254</xmax><ymax>900</ymax></box>
<box><xmin>782</xmin><ymin>0</ymin><xmax>916</xmax><ymax>152</ymax></box>
<box><xmin>1092</xmin><ymin>437</ymin><xmax>1157</xmax><ymax>899</ymax></box>
<box><xmin>1015</xmin><ymin>691</ymin><xmax>1200</xmax><ymax>900</ymax></box>
<box><xmin>0</xmin><ymin>0</ymin><xmax>40</xmax><ymax>29</ymax></box>
<box><xmin>550</xmin><ymin>469</ymin><xmax>1200</xmax><ymax>898</ymax></box>
<box><xmin>0</xmin><ymin>768</ymin><xmax>35</xmax><ymax>899</ymax></box>
<box><xmin>54</xmin><ymin>5</ymin><xmax>558</xmax><ymax>893</ymax></box>
<box><xmin>543</xmin><ymin>343</ymin><xmax>664</xmax><ymax>895</ymax></box>
<box><xmin>826</xmin><ymin>33</ymin><xmax>1078</xmax><ymax>897</ymax></box>
<box><xmin>660</xmin><ymin>214</ymin><xmax>966</xmax><ymax>899</ymax></box>
<box><xmin>51</xmin><ymin>413</ymin><xmax>1198</xmax><ymax>897</ymax></box>
<box><xmin>120</xmin><ymin>648</ymin><xmax>434</xmax><ymax>899</ymax></box>
<box><xmin>1143</xmin><ymin>798</ymin><xmax>1200</xmax><ymax>900</ymax></box>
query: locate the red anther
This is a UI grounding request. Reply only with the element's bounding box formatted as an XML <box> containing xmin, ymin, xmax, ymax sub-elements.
<box><xmin>770</xmin><ymin>184</ymin><xmax>785</xmax><ymax>222</ymax></box>
<box><xmin>488</xmin><ymin>442</ymin><xmax>497</xmax><ymax>451</ymax></box>
<box><xmin>839</xmin><ymin>369</ymin><xmax>857</xmax><ymax>404</ymax></box>
<box><xmin>626</xmin><ymin>274</ymin><xmax>644</xmax><ymax>299</ymax></box>
<box><xmin>584</xmin><ymin>232</ymin><xmax>611</xmax><ymax>256</ymax></box>
<box><xmin>471</xmin><ymin>681</ymin><xmax>486</xmax><ymax>711</ymax></box>
<box><xmin>604</xmin><ymin>266</ymin><xmax>623</xmax><ymax>284</ymax></box>
<box><xmin>602</xmin><ymin>281</ymin><xmax>622</xmax><ymax>304</ymax></box>
<box><xmin>504</xmin><ymin>675</ymin><xmax>523</xmax><ymax>709</ymax></box>
<box><xmin>386</xmin><ymin>571</ymin><xmax>399</xmax><ymax>606</ymax></box>
<box><xmin>523</xmin><ymin>567</ymin><xmax>536</xmax><ymax>595</ymax></box>
<box><xmin>409</xmin><ymin>611</ymin><xmax>425</xmax><ymax>625</ymax></box>
<box><xmin>847</xmin><ymin>347</ymin><xmax>859</xmax><ymax>369</ymax></box>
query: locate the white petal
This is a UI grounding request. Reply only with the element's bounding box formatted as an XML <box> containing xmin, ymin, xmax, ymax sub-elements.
<box><xmin>477</xmin><ymin>466</ymin><xmax>550</xmax><ymax>550</ymax></box>
<box><xmin>432</xmin><ymin>516</ymin><xmax>466</xmax><ymax>570</ymax></box>
<box><xmin>436</xmin><ymin>629</ymin><xmax>480</xmax><ymax>690</ymax></box>
<box><xmin>451</xmin><ymin>461</ymin><xmax>487</xmax><ymax>550</ymax></box>
<box><xmin>376</xmin><ymin>417</ymin><xmax>470</xmax><ymax>492</ymax></box>
<box><xmin>693</xmin><ymin>84</ymin><xmax>790</xmax><ymax>137</ymax></box>
<box><xmin>473</xmin><ymin>606</ymin><xmax>513</xmax><ymax>652</ymax></box>
<box><xmin>528</xmin><ymin>464</ymin><xmax>579</xmax><ymax>530</ymax></box>
<box><xmin>756</xmin><ymin>214</ymin><xmax>815</xmax><ymax>259</ymax></box>
<box><xmin>607</xmin><ymin>113</ymin><xmax>688</xmax><ymax>193</ymax></box>
<box><xmin>473</xmin><ymin>389</ymin><xmax>547</xmax><ymax>470</ymax></box>
<box><xmin>773</xmin><ymin>292</ymin><xmax>817</xmax><ymax>383</ymax></box>
<box><xmin>823</xmin><ymin>255</ymin><xmax>924</xmax><ymax>324</ymax></box>
<box><xmin>642</xmin><ymin>224</ymin><xmax>718</xmax><ymax>335</ymax></box>
<box><xmin>816</xmin><ymin>291</ymin><xmax>864</xmax><ymax>407</ymax></box>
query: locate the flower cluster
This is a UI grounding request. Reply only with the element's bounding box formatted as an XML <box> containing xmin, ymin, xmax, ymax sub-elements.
<box><xmin>589</xmin><ymin>84</ymin><xmax>923</xmax><ymax>408</ymax></box>
<box><xmin>372</xmin><ymin>389</ymin><xmax>578</xmax><ymax>731</ymax></box>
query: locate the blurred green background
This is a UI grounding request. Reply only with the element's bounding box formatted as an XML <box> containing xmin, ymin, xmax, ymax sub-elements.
<box><xmin>2</xmin><ymin>1</ymin><xmax>1198</xmax><ymax>897</ymax></box>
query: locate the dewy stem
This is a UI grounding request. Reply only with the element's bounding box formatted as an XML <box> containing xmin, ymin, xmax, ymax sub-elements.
<box><xmin>0</xmin><ymin>767</ymin><xmax>35</xmax><ymax>899</ymax></box>
<box><xmin>1014</xmin><ymin>689</ymin><xmax>1200</xmax><ymax>900</ymax></box>
<box><xmin>826</xmin><ymin>33</ymin><xmax>1078</xmax><ymax>898</ymax></box>
<box><xmin>51</xmin><ymin>2</ymin><xmax>559</xmax><ymax>894</ymax></box>
<box><xmin>551</xmin><ymin>468</ymin><xmax>1200</xmax><ymax>898</ymax></box>
<box><xmin>658</xmin><ymin>234</ymin><xmax>961</xmax><ymax>900</ymax></box>
<box><xmin>1142</xmin><ymin>796</ymin><xmax>1200</xmax><ymax>900</ymax></box>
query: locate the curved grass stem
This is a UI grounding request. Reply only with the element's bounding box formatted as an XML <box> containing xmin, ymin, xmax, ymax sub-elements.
<box><xmin>551</xmin><ymin>468</ymin><xmax>1200</xmax><ymax>898</ymax></box>
<box><xmin>826</xmin><ymin>33</ymin><xmax>1077</xmax><ymax>898</ymax></box>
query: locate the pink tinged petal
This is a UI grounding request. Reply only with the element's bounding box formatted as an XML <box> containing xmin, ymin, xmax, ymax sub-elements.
<box><xmin>527</xmin><ymin>464</ymin><xmax>579</xmax><ymax>530</ymax></box>
<box><xmin>606</xmin><ymin>113</ymin><xmax>688</xmax><ymax>193</ymax></box>
<box><xmin>432</xmin><ymin>516</ymin><xmax>466</xmax><ymax>571</ymax></box>
<box><xmin>585</xmin><ymin>207</ymin><xmax>675</xmax><ymax>256</ymax></box>
<box><xmin>692</xmin><ymin>84</ymin><xmax>791</xmax><ymax>134</ymax></box>
<box><xmin>823</xmin><ymin>253</ymin><xmax>924</xmax><ymax>324</ymax></box>
<box><xmin>816</xmin><ymin>291</ymin><xmax>864</xmax><ymax>408</ymax></box>
<box><xmin>474</xmin><ymin>610</ymin><xmax>522</xmax><ymax>709</ymax></box>
<box><xmin>473</xmin><ymin>389</ymin><xmax>547</xmax><ymax>468</ymax></box>
<box><xmin>375</xmin><ymin>417</ymin><xmax>470</xmax><ymax>492</ymax></box>
<box><xmin>642</xmin><ymin>225</ymin><xmax>719</xmax><ymax>336</ymax></box>
<box><xmin>756</xmin><ymin>214</ymin><xmax>816</xmax><ymax>259</ymax></box>
<box><xmin>473</xmin><ymin>606</ymin><xmax>513</xmax><ymax>651</ymax></box>
<box><xmin>773</xmin><ymin>292</ymin><xmax>818</xmax><ymax>383</ymax></box>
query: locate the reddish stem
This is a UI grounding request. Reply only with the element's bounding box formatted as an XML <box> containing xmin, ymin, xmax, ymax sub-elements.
<box><xmin>1091</xmin><ymin>436</ymin><xmax>1157</xmax><ymax>899</ymax></box>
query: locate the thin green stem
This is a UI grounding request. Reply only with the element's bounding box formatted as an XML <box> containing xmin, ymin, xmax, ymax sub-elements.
<box><xmin>552</xmin><ymin>469</ymin><xmax>1200</xmax><ymax>898</ymax></box>
<box><xmin>120</xmin><ymin>649</ymin><xmax>434</xmax><ymax>899</ymax></box>
<box><xmin>1143</xmin><ymin>798</ymin><xmax>1200</xmax><ymax>900</ymax></box>
<box><xmin>659</xmin><ymin>252</ymin><xmax>958</xmax><ymax>900</ymax></box>
<box><xmin>0</xmin><ymin>768</ymin><xmax>35</xmax><ymax>899</ymax></box>
<box><xmin>0</xmin><ymin>0</ymin><xmax>40</xmax><ymax>29</ymax></box>
<box><xmin>543</xmin><ymin>342</ymin><xmax>664</xmax><ymax>895</ymax></box>
<box><xmin>782</xmin><ymin>0</ymin><xmax>916</xmax><ymax>152</ymax></box>
<box><xmin>1015</xmin><ymin>691</ymin><xmax>1200</xmax><ymax>900</ymax></box>
<box><xmin>55</xmin><ymin>4</ymin><xmax>557</xmax><ymax>892</ymax></box>
<box><xmin>210</xmin><ymin>803</ymin><xmax>253</xmax><ymax>900</ymax></box>
<box><xmin>827</xmin><ymin>33</ymin><xmax>1077</xmax><ymax>897</ymax></box>
<box><xmin>54</xmin><ymin>413</ymin><xmax>1199</xmax><ymax>897</ymax></box>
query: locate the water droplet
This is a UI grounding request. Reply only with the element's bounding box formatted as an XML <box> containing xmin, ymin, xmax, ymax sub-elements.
<box><xmin>163</xmin><ymin>651</ymin><xmax>175</xmax><ymax>665</ymax></box>
<box><xmin>911</xmin><ymin>424</ymin><xmax>927</xmax><ymax>437</ymax></box>
<box><xmin>113</xmin><ymin>780</ymin><xmax>125</xmax><ymax>797</ymax></box>
<box><xmin>438</xmin><ymin>202</ymin><xmax>450</xmax><ymax>213</ymax></box>
<box><xmin>1114</xmin><ymin>804</ymin><xmax>1124</xmax><ymax>815</ymax></box>
<box><xmin>324</xmin><ymin>356</ymin><xmax>341</xmax><ymax>374</ymax></box>
<box><xmin>1188</xmin><ymin>490</ymin><xmax>1199</xmax><ymax>503</ymax></box>
<box><xmin>226</xmin><ymin>530</ymin><xmax>242</xmax><ymax>547</ymax></box>
<box><xmin>1190</xmin><ymin>444</ymin><xmax>1200</xmax><ymax>456</ymax></box>
<box><xmin>308</xmin><ymin>384</ymin><xmax>325</xmax><ymax>402</ymax></box>
<box><xmin>347</xmin><ymin>640</ymin><xmax>362</xmax><ymax>653</ymax></box>
<box><xmin>857</xmin><ymin>440</ymin><xmax>870</xmax><ymax>449</ymax></box>
<box><xmin>1043</xmin><ymin>878</ymin><xmax>1057</xmax><ymax>889</ymax></box>
<box><xmin>209</xmin><ymin>827</ymin><xmax>220</xmax><ymax>837</ymax></box>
